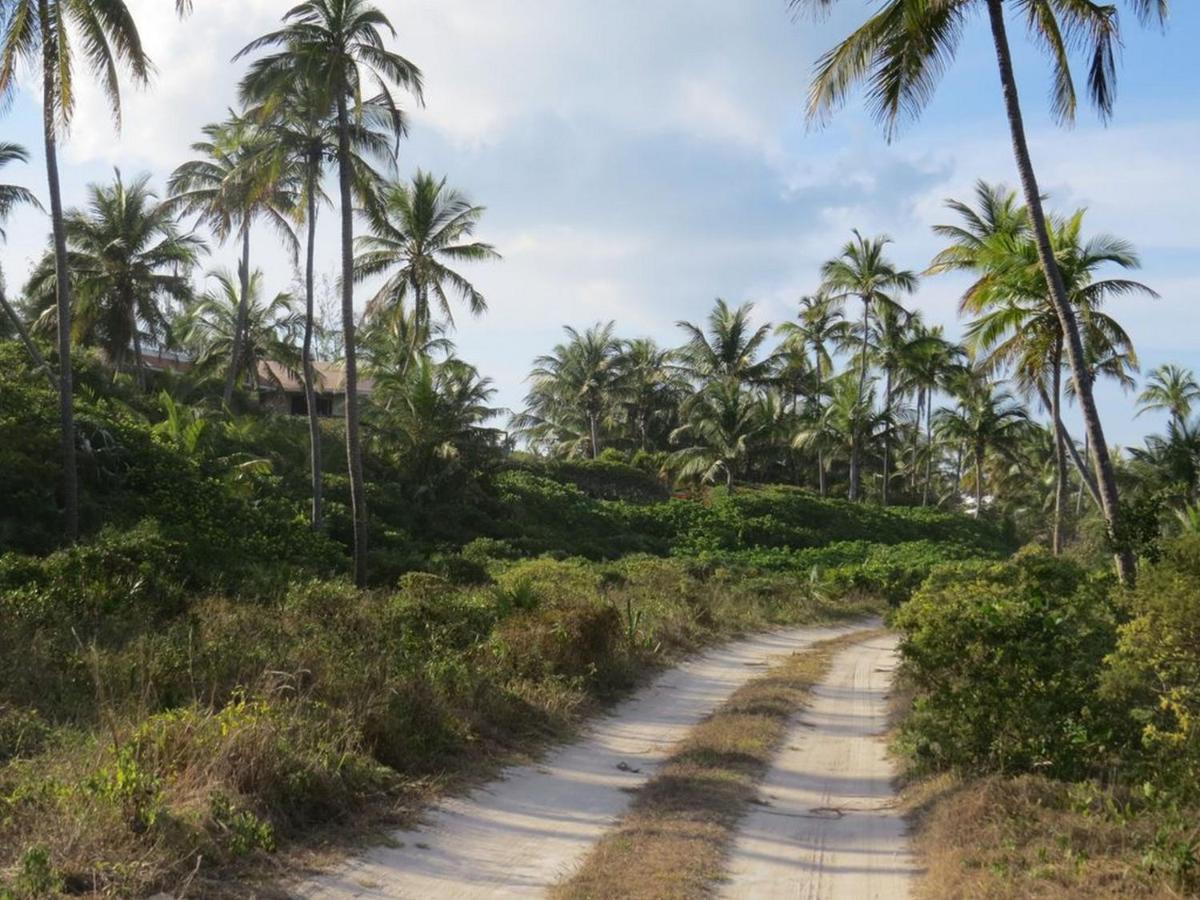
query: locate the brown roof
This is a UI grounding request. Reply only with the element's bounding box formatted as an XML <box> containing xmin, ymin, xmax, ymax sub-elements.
<box><xmin>258</xmin><ymin>360</ymin><xmax>375</xmax><ymax>395</ymax></box>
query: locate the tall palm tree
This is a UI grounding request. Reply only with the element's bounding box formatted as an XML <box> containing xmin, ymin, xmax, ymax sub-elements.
<box><xmin>794</xmin><ymin>370</ymin><xmax>891</xmax><ymax>501</ymax></box>
<box><xmin>776</xmin><ymin>292</ymin><xmax>847</xmax><ymax>495</ymax></box>
<box><xmin>820</xmin><ymin>230</ymin><xmax>917</xmax><ymax>500</ymax></box>
<box><xmin>181</xmin><ymin>268</ymin><xmax>301</xmax><ymax>392</ymax></box>
<box><xmin>24</xmin><ymin>171</ymin><xmax>204</xmax><ymax>390</ymax></box>
<box><xmin>236</xmin><ymin>0</ymin><xmax>424</xmax><ymax>587</ymax></box>
<box><xmin>790</xmin><ymin>0</ymin><xmax>1169</xmax><ymax>584</ymax></box>
<box><xmin>0</xmin><ymin>144</ymin><xmax>55</xmax><ymax>389</ymax></box>
<box><xmin>935</xmin><ymin>377</ymin><xmax>1031</xmax><ymax>519</ymax></box>
<box><xmin>1</xmin><ymin>0</ymin><xmax>159</xmax><ymax>540</ymax></box>
<box><xmin>676</xmin><ymin>298</ymin><xmax>774</xmax><ymax>384</ymax></box>
<box><xmin>356</xmin><ymin>170</ymin><xmax>499</xmax><ymax>342</ymax></box>
<box><xmin>618</xmin><ymin>338</ymin><xmax>686</xmax><ymax>452</ymax></box>
<box><xmin>667</xmin><ymin>378</ymin><xmax>769</xmax><ymax>491</ymax></box>
<box><xmin>897</xmin><ymin>322</ymin><xmax>963</xmax><ymax>505</ymax></box>
<box><xmin>956</xmin><ymin>207</ymin><xmax>1151</xmax><ymax>552</ymax></box>
<box><xmin>1138</xmin><ymin>365</ymin><xmax>1200</xmax><ymax>431</ymax></box>
<box><xmin>513</xmin><ymin>321</ymin><xmax>625</xmax><ymax>459</ymax></box>
<box><xmin>168</xmin><ymin>114</ymin><xmax>298</xmax><ymax>406</ymax></box>
<box><xmin>240</xmin><ymin>74</ymin><xmax>394</xmax><ymax>532</ymax></box>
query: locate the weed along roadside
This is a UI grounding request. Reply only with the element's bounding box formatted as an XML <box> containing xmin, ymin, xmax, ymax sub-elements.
<box><xmin>552</xmin><ymin>628</ymin><xmax>891</xmax><ymax>900</ymax></box>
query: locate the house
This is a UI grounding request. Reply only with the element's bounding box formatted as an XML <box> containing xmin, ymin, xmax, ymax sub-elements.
<box><xmin>257</xmin><ymin>360</ymin><xmax>375</xmax><ymax>418</ymax></box>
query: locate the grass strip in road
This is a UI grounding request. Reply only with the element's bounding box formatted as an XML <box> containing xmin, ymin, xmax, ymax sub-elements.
<box><xmin>552</xmin><ymin>628</ymin><xmax>885</xmax><ymax>900</ymax></box>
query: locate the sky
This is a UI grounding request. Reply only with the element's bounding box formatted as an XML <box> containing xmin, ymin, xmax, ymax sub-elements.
<box><xmin>1</xmin><ymin>0</ymin><xmax>1197</xmax><ymax>447</ymax></box>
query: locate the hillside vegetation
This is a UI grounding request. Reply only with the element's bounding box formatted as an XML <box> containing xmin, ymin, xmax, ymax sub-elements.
<box><xmin>0</xmin><ymin>343</ymin><xmax>996</xmax><ymax>896</ymax></box>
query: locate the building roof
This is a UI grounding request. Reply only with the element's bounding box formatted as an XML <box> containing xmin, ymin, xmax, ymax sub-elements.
<box><xmin>258</xmin><ymin>360</ymin><xmax>375</xmax><ymax>395</ymax></box>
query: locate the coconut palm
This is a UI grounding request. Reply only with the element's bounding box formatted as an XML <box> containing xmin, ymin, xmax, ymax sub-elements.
<box><xmin>794</xmin><ymin>370</ymin><xmax>891</xmax><ymax>501</ymax></box>
<box><xmin>935</xmin><ymin>378</ymin><xmax>1031</xmax><ymax>519</ymax></box>
<box><xmin>618</xmin><ymin>338</ymin><xmax>686</xmax><ymax>452</ymax></box>
<box><xmin>819</xmin><ymin>230</ymin><xmax>917</xmax><ymax>500</ymax></box>
<box><xmin>181</xmin><ymin>268</ymin><xmax>301</xmax><ymax>393</ymax></box>
<box><xmin>957</xmin><ymin>207</ymin><xmax>1151</xmax><ymax>552</ymax></box>
<box><xmin>897</xmin><ymin>322</ymin><xmax>964</xmax><ymax>505</ymax></box>
<box><xmin>776</xmin><ymin>292</ymin><xmax>847</xmax><ymax>495</ymax></box>
<box><xmin>0</xmin><ymin>144</ymin><xmax>54</xmax><ymax>388</ymax></box>
<box><xmin>513</xmin><ymin>322</ymin><xmax>625</xmax><ymax>459</ymax></box>
<box><xmin>168</xmin><ymin>114</ymin><xmax>298</xmax><ymax>406</ymax></box>
<box><xmin>370</xmin><ymin>356</ymin><xmax>503</xmax><ymax>490</ymax></box>
<box><xmin>790</xmin><ymin>0</ymin><xmax>1169</xmax><ymax>584</ymax></box>
<box><xmin>236</xmin><ymin>0</ymin><xmax>424</xmax><ymax>586</ymax></box>
<box><xmin>239</xmin><ymin>75</ymin><xmax>394</xmax><ymax>532</ymax></box>
<box><xmin>24</xmin><ymin>171</ymin><xmax>204</xmax><ymax>390</ymax></box>
<box><xmin>0</xmin><ymin>0</ymin><xmax>163</xmax><ymax>539</ymax></box>
<box><xmin>676</xmin><ymin>299</ymin><xmax>774</xmax><ymax>384</ymax></box>
<box><xmin>667</xmin><ymin>378</ymin><xmax>769</xmax><ymax>491</ymax></box>
<box><xmin>1138</xmin><ymin>365</ymin><xmax>1200</xmax><ymax>431</ymax></box>
<box><xmin>356</xmin><ymin>171</ymin><xmax>499</xmax><ymax>342</ymax></box>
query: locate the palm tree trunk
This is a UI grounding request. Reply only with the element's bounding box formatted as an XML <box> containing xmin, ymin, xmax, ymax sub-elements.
<box><xmin>1049</xmin><ymin>340</ymin><xmax>1067</xmax><ymax>554</ymax></box>
<box><xmin>131</xmin><ymin>314</ymin><xmax>147</xmax><ymax>392</ymax></box>
<box><xmin>303</xmin><ymin>162</ymin><xmax>323</xmax><ymax>531</ymax></box>
<box><xmin>857</xmin><ymin>298</ymin><xmax>870</xmax><ymax>403</ymax></box>
<box><xmin>849</xmin><ymin>440</ymin><xmax>860</xmax><ymax>501</ymax></box>
<box><xmin>882</xmin><ymin>367</ymin><xmax>893</xmax><ymax>505</ymax></box>
<box><xmin>39</xmin><ymin>1</ymin><xmax>78</xmax><ymax>542</ymax></box>
<box><xmin>0</xmin><ymin>282</ymin><xmax>58</xmax><ymax>391</ymax></box>
<box><xmin>923</xmin><ymin>400</ymin><xmax>934</xmax><ymax>506</ymax></box>
<box><xmin>337</xmin><ymin>93</ymin><xmax>368</xmax><ymax>587</ymax></box>
<box><xmin>813</xmin><ymin>357</ymin><xmax>827</xmax><ymax>497</ymax></box>
<box><xmin>974</xmin><ymin>444</ymin><xmax>984</xmax><ymax>520</ymax></box>
<box><xmin>588</xmin><ymin>412</ymin><xmax>600</xmax><ymax>459</ymax></box>
<box><xmin>985</xmin><ymin>0</ymin><xmax>1133</xmax><ymax>585</ymax></box>
<box><xmin>223</xmin><ymin>223</ymin><xmax>251</xmax><ymax>407</ymax></box>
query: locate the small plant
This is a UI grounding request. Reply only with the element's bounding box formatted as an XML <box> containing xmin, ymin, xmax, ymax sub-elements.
<box><xmin>210</xmin><ymin>794</ymin><xmax>277</xmax><ymax>856</ymax></box>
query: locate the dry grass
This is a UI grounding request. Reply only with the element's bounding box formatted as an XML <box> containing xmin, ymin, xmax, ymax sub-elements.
<box><xmin>552</xmin><ymin>629</ymin><xmax>884</xmax><ymax>900</ymax></box>
<box><xmin>904</xmin><ymin>773</ymin><xmax>1199</xmax><ymax>899</ymax></box>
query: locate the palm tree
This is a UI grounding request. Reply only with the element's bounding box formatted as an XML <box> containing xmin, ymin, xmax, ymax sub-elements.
<box><xmin>1</xmin><ymin>0</ymin><xmax>160</xmax><ymax>540</ymax></box>
<box><xmin>513</xmin><ymin>322</ymin><xmax>625</xmax><ymax>459</ymax></box>
<box><xmin>790</xmin><ymin>0</ymin><xmax>1168</xmax><ymax>584</ymax></box>
<box><xmin>356</xmin><ymin>171</ymin><xmax>499</xmax><ymax>342</ymax></box>
<box><xmin>794</xmin><ymin>370</ymin><xmax>890</xmax><ymax>501</ymax></box>
<box><xmin>667</xmin><ymin>378</ymin><xmax>768</xmax><ymax>491</ymax></box>
<box><xmin>168</xmin><ymin>114</ymin><xmax>298</xmax><ymax>406</ymax></box>
<box><xmin>776</xmin><ymin>292</ymin><xmax>847</xmax><ymax>495</ymax></box>
<box><xmin>676</xmin><ymin>299</ymin><xmax>774</xmax><ymax>385</ymax></box>
<box><xmin>370</xmin><ymin>356</ymin><xmax>503</xmax><ymax>489</ymax></box>
<box><xmin>181</xmin><ymin>268</ymin><xmax>302</xmax><ymax>393</ymax></box>
<box><xmin>618</xmin><ymin>338</ymin><xmax>686</xmax><ymax>452</ymax></box>
<box><xmin>819</xmin><ymin>230</ymin><xmax>916</xmax><ymax>499</ymax></box>
<box><xmin>24</xmin><ymin>171</ymin><xmax>204</xmax><ymax>390</ymax></box>
<box><xmin>0</xmin><ymin>144</ymin><xmax>55</xmax><ymax>389</ymax></box>
<box><xmin>896</xmin><ymin>322</ymin><xmax>963</xmax><ymax>505</ymax></box>
<box><xmin>240</xmin><ymin>73</ymin><xmax>394</xmax><ymax>532</ymax></box>
<box><xmin>935</xmin><ymin>377</ymin><xmax>1030</xmax><ymax>519</ymax></box>
<box><xmin>955</xmin><ymin>206</ymin><xmax>1151</xmax><ymax>552</ymax></box>
<box><xmin>1138</xmin><ymin>365</ymin><xmax>1200</xmax><ymax>431</ymax></box>
<box><xmin>236</xmin><ymin>0</ymin><xmax>424</xmax><ymax>587</ymax></box>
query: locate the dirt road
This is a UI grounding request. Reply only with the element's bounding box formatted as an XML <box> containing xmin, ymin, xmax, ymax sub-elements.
<box><xmin>292</xmin><ymin>621</ymin><xmax>867</xmax><ymax>899</ymax></box>
<box><xmin>720</xmin><ymin>633</ymin><xmax>917</xmax><ymax>899</ymax></box>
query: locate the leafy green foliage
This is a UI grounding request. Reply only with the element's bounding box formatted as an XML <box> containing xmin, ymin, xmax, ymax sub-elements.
<box><xmin>1103</xmin><ymin>534</ymin><xmax>1200</xmax><ymax>799</ymax></box>
<box><xmin>894</xmin><ymin>549</ymin><xmax>1120</xmax><ymax>778</ymax></box>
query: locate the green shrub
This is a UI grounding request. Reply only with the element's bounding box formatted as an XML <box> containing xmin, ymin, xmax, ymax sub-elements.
<box><xmin>1103</xmin><ymin>534</ymin><xmax>1200</xmax><ymax>798</ymax></box>
<box><xmin>894</xmin><ymin>549</ymin><xmax>1119</xmax><ymax>778</ymax></box>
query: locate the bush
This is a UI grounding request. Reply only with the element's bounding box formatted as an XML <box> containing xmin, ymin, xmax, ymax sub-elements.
<box><xmin>1103</xmin><ymin>534</ymin><xmax>1200</xmax><ymax>798</ymax></box>
<box><xmin>894</xmin><ymin>549</ymin><xmax>1120</xmax><ymax>778</ymax></box>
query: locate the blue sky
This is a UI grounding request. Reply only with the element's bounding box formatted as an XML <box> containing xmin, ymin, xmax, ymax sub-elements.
<box><xmin>1</xmin><ymin>0</ymin><xmax>1197</xmax><ymax>447</ymax></box>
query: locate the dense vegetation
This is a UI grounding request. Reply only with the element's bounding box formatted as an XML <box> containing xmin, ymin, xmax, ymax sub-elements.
<box><xmin>1</xmin><ymin>0</ymin><xmax>1196</xmax><ymax>896</ymax></box>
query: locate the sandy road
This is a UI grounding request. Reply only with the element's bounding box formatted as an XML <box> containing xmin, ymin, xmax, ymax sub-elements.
<box><xmin>291</xmin><ymin>620</ymin><xmax>870</xmax><ymax>899</ymax></box>
<box><xmin>720</xmin><ymin>632</ymin><xmax>917</xmax><ymax>900</ymax></box>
